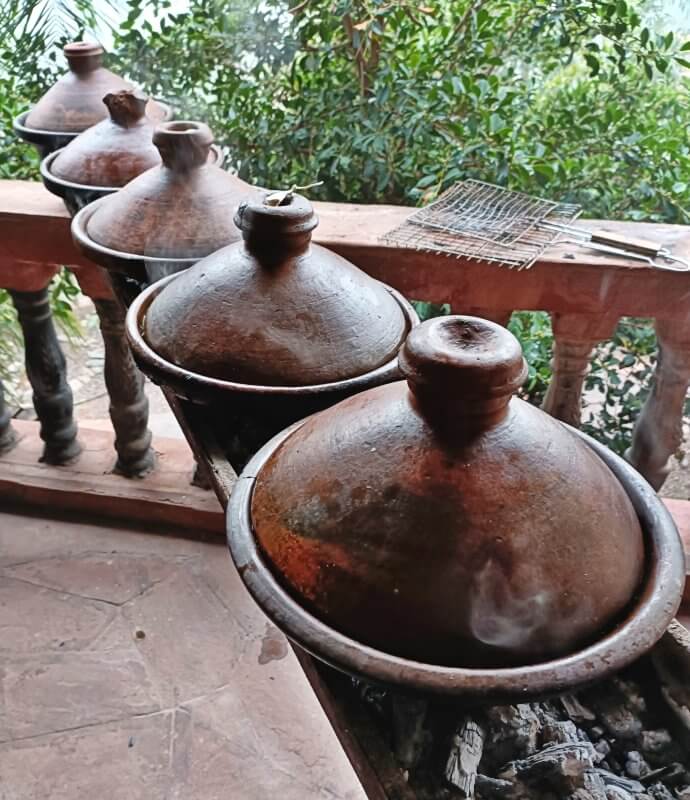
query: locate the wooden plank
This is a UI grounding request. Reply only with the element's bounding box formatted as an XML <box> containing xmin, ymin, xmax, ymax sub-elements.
<box><xmin>2</xmin><ymin>179</ymin><xmax>690</xmax><ymax>318</ymax></box>
<box><xmin>0</xmin><ymin>418</ymin><xmax>224</xmax><ymax>536</ymax></box>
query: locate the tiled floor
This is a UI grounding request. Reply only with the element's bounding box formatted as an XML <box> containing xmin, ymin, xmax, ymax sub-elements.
<box><xmin>0</xmin><ymin>511</ymin><xmax>365</xmax><ymax>800</ymax></box>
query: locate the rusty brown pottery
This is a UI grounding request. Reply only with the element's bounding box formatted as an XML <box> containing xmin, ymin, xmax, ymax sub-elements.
<box><xmin>125</xmin><ymin>191</ymin><xmax>418</xmax><ymax>467</ymax></box>
<box><xmin>71</xmin><ymin>121</ymin><xmax>257</xmax><ymax>283</ymax></box>
<box><xmin>227</xmin><ymin>315</ymin><xmax>685</xmax><ymax>703</ymax></box>
<box><xmin>40</xmin><ymin>90</ymin><xmax>163</xmax><ymax>215</ymax></box>
<box><xmin>14</xmin><ymin>42</ymin><xmax>169</xmax><ymax>157</ymax></box>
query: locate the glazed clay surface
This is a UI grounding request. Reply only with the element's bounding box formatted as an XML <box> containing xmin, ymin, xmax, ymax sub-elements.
<box><xmin>85</xmin><ymin>121</ymin><xmax>256</xmax><ymax>258</ymax></box>
<box><xmin>49</xmin><ymin>91</ymin><xmax>160</xmax><ymax>187</ymax></box>
<box><xmin>250</xmin><ymin>316</ymin><xmax>645</xmax><ymax>669</ymax></box>
<box><xmin>143</xmin><ymin>192</ymin><xmax>409</xmax><ymax>385</ymax></box>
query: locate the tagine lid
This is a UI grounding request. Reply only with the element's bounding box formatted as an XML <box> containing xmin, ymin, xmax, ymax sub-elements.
<box><xmin>24</xmin><ymin>42</ymin><xmax>166</xmax><ymax>133</ymax></box>
<box><xmin>249</xmin><ymin>316</ymin><xmax>645</xmax><ymax>669</ymax></box>
<box><xmin>47</xmin><ymin>91</ymin><xmax>161</xmax><ymax>187</ymax></box>
<box><xmin>141</xmin><ymin>191</ymin><xmax>410</xmax><ymax>385</ymax></box>
<box><xmin>84</xmin><ymin>121</ymin><xmax>258</xmax><ymax>258</ymax></box>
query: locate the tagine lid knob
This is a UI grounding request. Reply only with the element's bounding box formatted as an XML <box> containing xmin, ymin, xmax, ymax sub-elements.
<box><xmin>399</xmin><ymin>316</ymin><xmax>527</xmax><ymax>423</ymax></box>
<box><xmin>249</xmin><ymin>315</ymin><xmax>645</xmax><ymax>670</ymax></box>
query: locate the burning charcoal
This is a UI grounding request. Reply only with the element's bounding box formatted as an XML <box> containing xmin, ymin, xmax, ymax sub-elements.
<box><xmin>641</xmin><ymin>731</ymin><xmax>684</xmax><ymax>767</ymax></box>
<box><xmin>445</xmin><ymin>718</ymin><xmax>485</xmax><ymax>797</ymax></box>
<box><xmin>391</xmin><ymin>694</ymin><xmax>428</xmax><ymax>770</ymax></box>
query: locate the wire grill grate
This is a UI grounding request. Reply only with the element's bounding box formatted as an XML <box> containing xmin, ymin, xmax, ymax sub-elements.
<box><xmin>383</xmin><ymin>180</ymin><xmax>582</xmax><ymax>270</ymax></box>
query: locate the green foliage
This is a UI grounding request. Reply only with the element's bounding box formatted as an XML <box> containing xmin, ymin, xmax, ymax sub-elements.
<box><xmin>508</xmin><ymin>312</ymin><xmax>554</xmax><ymax>408</ymax></box>
<box><xmin>1</xmin><ymin>0</ymin><xmax>689</xmax><ymax>452</ymax></box>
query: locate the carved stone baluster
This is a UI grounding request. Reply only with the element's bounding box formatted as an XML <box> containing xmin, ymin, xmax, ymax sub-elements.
<box><xmin>541</xmin><ymin>313</ymin><xmax>620</xmax><ymax>427</ymax></box>
<box><xmin>9</xmin><ymin>288</ymin><xmax>80</xmax><ymax>464</ymax></box>
<box><xmin>0</xmin><ymin>376</ymin><xmax>17</xmax><ymax>454</ymax></box>
<box><xmin>91</xmin><ymin>298</ymin><xmax>154</xmax><ymax>477</ymax></box>
<box><xmin>627</xmin><ymin>317</ymin><xmax>690</xmax><ymax>490</ymax></box>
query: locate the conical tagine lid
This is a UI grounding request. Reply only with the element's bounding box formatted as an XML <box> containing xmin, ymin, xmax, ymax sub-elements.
<box><xmin>84</xmin><ymin>121</ymin><xmax>258</xmax><ymax>258</ymax></box>
<box><xmin>249</xmin><ymin>316</ymin><xmax>645</xmax><ymax>668</ymax></box>
<box><xmin>25</xmin><ymin>42</ymin><xmax>165</xmax><ymax>132</ymax></box>
<box><xmin>48</xmin><ymin>90</ymin><xmax>160</xmax><ymax>187</ymax></box>
<box><xmin>142</xmin><ymin>191</ymin><xmax>410</xmax><ymax>385</ymax></box>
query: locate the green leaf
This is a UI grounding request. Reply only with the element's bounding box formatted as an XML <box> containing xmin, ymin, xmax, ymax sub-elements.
<box><xmin>640</xmin><ymin>27</ymin><xmax>650</xmax><ymax>46</ymax></box>
<box><xmin>584</xmin><ymin>53</ymin><xmax>600</xmax><ymax>76</ymax></box>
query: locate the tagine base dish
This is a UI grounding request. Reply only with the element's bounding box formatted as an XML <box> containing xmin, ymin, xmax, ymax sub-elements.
<box><xmin>228</xmin><ymin>421</ymin><xmax>682</xmax><ymax>704</ymax></box>
<box><xmin>126</xmin><ymin>272</ymin><xmax>417</xmax><ymax>408</ymax></box>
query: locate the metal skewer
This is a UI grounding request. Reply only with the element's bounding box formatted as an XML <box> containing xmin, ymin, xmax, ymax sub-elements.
<box><xmin>542</xmin><ymin>221</ymin><xmax>690</xmax><ymax>271</ymax></box>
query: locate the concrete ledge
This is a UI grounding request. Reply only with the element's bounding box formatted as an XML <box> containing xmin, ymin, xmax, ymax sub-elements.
<box><xmin>0</xmin><ymin>419</ymin><xmax>224</xmax><ymax>536</ymax></box>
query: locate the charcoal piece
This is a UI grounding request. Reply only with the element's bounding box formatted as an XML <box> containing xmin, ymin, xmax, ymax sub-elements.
<box><xmin>596</xmin><ymin>741</ymin><xmax>612</xmax><ymax>761</ymax></box>
<box><xmin>626</xmin><ymin>752</ymin><xmax>647</xmax><ymax>779</ymax></box>
<box><xmin>640</xmin><ymin>764</ymin><xmax>687</xmax><ymax>787</ymax></box>
<box><xmin>445</xmin><ymin>718</ymin><xmax>485</xmax><ymax>797</ymax></box>
<box><xmin>561</xmin><ymin>695</ymin><xmax>597</xmax><ymax>724</ymax></box>
<box><xmin>646</xmin><ymin>783</ymin><xmax>675</xmax><ymax>800</ymax></box>
<box><xmin>391</xmin><ymin>694</ymin><xmax>428</xmax><ymax>770</ymax></box>
<box><xmin>498</xmin><ymin>741</ymin><xmax>597</xmax><ymax>794</ymax></box>
<box><xmin>474</xmin><ymin>774</ymin><xmax>523</xmax><ymax>799</ymax></box>
<box><xmin>582</xmin><ymin>684</ymin><xmax>644</xmax><ymax>742</ymax></box>
<box><xmin>613</xmin><ymin>679</ymin><xmax>647</xmax><ymax>715</ymax></box>
<box><xmin>597</xmin><ymin>768</ymin><xmax>644</xmax><ymax>793</ymax></box>
<box><xmin>641</xmin><ymin>731</ymin><xmax>684</xmax><ymax>767</ymax></box>
<box><xmin>606</xmin><ymin>789</ymin><xmax>634</xmax><ymax>800</ymax></box>
<box><xmin>485</xmin><ymin>705</ymin><xmax>541</xmax><ymax>769</ymax></box>
<box><xmin>542</xmin><ymin>720</ymin><xmax>581</xmax><ymax>746</ymax></box>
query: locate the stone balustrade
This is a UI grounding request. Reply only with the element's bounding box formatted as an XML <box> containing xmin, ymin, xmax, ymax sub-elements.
<box><xmin>1</xmin><ymin>179</ymin><xmax>689</xmax><ymax>490</ymax></box>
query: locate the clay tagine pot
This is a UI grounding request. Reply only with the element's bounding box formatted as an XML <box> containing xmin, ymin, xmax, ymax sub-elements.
<box><xmin>14</xmin><ymin>42</ymin><xmax>170</xmax><ymax>157</ymax></box>
<box><xmin>125</xmin><ymin>191</ymin><xmax>418</xmax><ymax>467</ymax></box>
<box><xmin>227</xmin><ymin>315</ymin><xmax>685</xmax><ymax>703</ymax></box>
<box><xmin>40</xmin><ymin>90</ymin><xmax>164</xmax><ymax>215</ymax></box>
<box><xmin>71</xmin><ymin>120</ymin><xmax>257</xmax><ymax>283</ymax></box>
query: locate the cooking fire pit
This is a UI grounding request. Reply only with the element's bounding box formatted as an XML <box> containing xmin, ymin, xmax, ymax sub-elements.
<box><xmin>225</xmin><ymin>314</ymin><xmax>687</xmax><ymax>798</ymax></box>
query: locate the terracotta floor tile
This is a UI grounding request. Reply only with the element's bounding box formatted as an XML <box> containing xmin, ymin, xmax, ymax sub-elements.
<box><xmin>3</xmin><ymin>551</ymin><xmax>189</xmax><ymax>605</ymax></box>
<box><xmin>0</xmin><ymin>578</ymin><xmax>116</xmax><ymax>655</ymax></box>
<box><xmin>2</xmin><ymin>651</ymin><xmax>163</xmax><ymax>742</ymax></box>
<box><xmin>0</xmin><ymin>511</ymin><xmax>365</xmax><ymax>799</ymax></box>
<box><xmin>0</xmin><ymin>712</ymin><xmax>173</xmax><ymax>800</ymax></box>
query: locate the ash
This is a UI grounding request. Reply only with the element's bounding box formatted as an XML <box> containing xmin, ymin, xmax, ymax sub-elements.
<box><xmin>356</xmin><ymin>662</ymin><xmax>690</xmax><ymax>800</ymax></box>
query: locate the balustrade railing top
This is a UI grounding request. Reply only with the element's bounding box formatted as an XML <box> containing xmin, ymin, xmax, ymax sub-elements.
<box><xmin>1</xmin><ymin>178</ymin><xmax>689</xmax><ymax>489</ymax></box>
